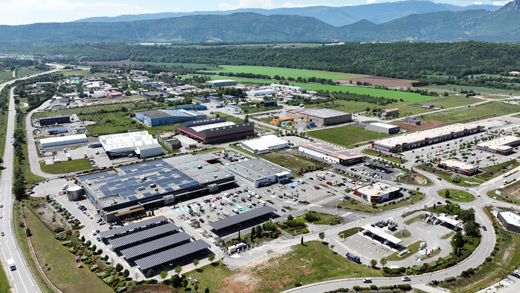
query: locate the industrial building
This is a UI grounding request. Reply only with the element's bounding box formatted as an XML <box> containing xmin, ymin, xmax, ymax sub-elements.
<box><xmin>206</xmin><ymin>80</ymin><xmax>238</xmax><ymax>87</ymax></box>
<box><xmin>178</xmin><ymin>117</ymin><xmax>254</xmax><ymax>144</ymax></box>
<box><xmin>240</xmin><ymin>135</ymin><xmax>288</xmax><ymax>154</ymax></box>
<box><xmin>382</xmin><ymin>108</ymin><xmax>399</xmax><ymax>117</ymax></box>
<box><xmin>299</xmin><ymin>142</ymin><xmax>364</xmax><ymax>165</ymax></box>
<box><xmin>476</xmin><ymin>136</ymin><xmax>520</xmax><ymax>155</ymax></box>
<box><xmin>372</xmin><ymin>124</ymin><xmax>484</xmax><ymax>153</ymax></box>
<box><xmin>40</xmin><ymin>134</ymin><xmax>88</xmax><ymax>148</ymax></box>
<box><xmin>286</xmin><ymin>109</ymin><xmax>352</xmax><ymax>127</ymax></box>
<box><xmin>99</xmin><ymin>131</ymin><xmax>163</xmax><ymax>159</ymax></box>
<box><xmin>38</xmin><ymin>115</ymin><xmax>71</xmax><ymax>126</ymax></box>
<box><xmin>247</xmin><ymin>89</ymin><xmax>277</xmax><ymax>97</ymax></box>
<box><xmin>497</xmin><ymin>211</ymin><xmax>520</xmax><ymax>234</ymax></box>
<box><xmin>135</xmin><ymin>109</ymin><xmax>206</xmax><ymax>127</ymax></box>
<box><xmin>270</xmin><ymin>84</ymin><xmax>304</xmax><ymax>93</ymax></box>
<box><xmin>156</xmin><ymin>132</ymin><xmax>182</xmax><ymax>150</ymax></box>
<box><xmin>366</xmin><ymin>123</ymin><xmax>401</xmax><ymax>134</ymax></box>
<box><xmin>352</xmin><ymin>182</ymin><xmax>400</xmax><ymax>203</ymax></box>
<box><xmin>437</xmin><ymin>159</ymin><xmax>479</xmax><ymax>176</ymax></box>
<box><xmin>47</xmin><ymin>127</ymin><xmax>68</xmax><ymax>135</ymax></box>
<box><xmin>209</xmin><ymin>206</ymin><xmax>277</xmax><ymax>233</ymax></box>
<box><xmin>76</xmin><ymin>154</ymin><xmax>236</xmax><ymax>223</ymax></box>
<box><xmin>225</xmin><ymin>158</ymin><xmax>292</xmax><ymax>187</ymax></box>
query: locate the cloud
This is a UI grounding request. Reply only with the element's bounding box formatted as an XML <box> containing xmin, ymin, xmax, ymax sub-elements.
<box><xmin>366</xmin><ymin>0</ymin><xmax>377</xmax><ymax>4</ymax></box>
<box><xmin>0</xmin><ymin>0</ymin><xmax>162</xmax><ymax>25</ymax></box>
<box><xmin>219</xmin><ymin>0</ymin><xmax>275</xmax><ymax>10</ymax></box>
<box><xmin>492</xmin><ymin>1</ymin><xmax>509</xmax><ymax>5</ymax></box>
<box><xmin>472</xmin><ymin>1</ymin><xmax>483</xmax><ymax>4</ymax></box>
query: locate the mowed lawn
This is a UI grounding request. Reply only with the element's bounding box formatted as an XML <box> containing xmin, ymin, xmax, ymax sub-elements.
<box><xmin>40</xmin><ymin>159</ymin><xmax>92</xmax><ymax>174</ymax></box>
<box><xmin>307</xmin><ymin>125</ymin><xmax>390</xmax><ymax>148</ymax></box>
<box><xmin>424</xmin><ymin>102</ymin><xmax>520</xmax><ymax>124</ymax></box>
<box><xmin>261</xmin><ymin>152</ymin><xmax>321</xmax><ymax>175</ymax></box>
<box><xmin>206</xmin><ymin>65</ymin><xmax>365</xmax><ymax>80</ymax></box>
<box><xmin>25</xmin><ymin>208</ymin><xmax>112</xmax><ymax>293</ymax></box>
<box><xmin>210</xmin><ymin>76</ymin><xmax>431</xmax><ymax>102</ymax></box>
<box><xmin>0</xmin><ymin>264</ymin><xmax>9</xmax><ymax>293</ymax></box>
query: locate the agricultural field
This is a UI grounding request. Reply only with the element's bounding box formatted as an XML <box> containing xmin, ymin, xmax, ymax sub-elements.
<box><xmin>425</xmin><ymin>85</ymin><xmax>520</xmax><ymax>96</ymax></box>
<box><xmin>145</xmin><ymin>62</ymin><xmax>221</xmax><ymax>70</ymax></box>
<box><xmin>16</xmin><ymin>67</ymin><xmax>38</xmax><ymax>77</ymax></box>
<box><xmin>423</xmin><ymin>102</ymin><xmax>520</xmax><ymax>124</ymax></box>
<box><xmin>205</xmin><ymin>65</ymin><xmax>365</xmax><ymax>80</ymax></box>
<box><xmin>61</xmin><ymin>70</ymin><xmax>116</xmax><ymax>78</ymax></box>
<box><xmin>0</xmin><ymin>70</ymin><xmax>12</xmax><ymax>82</ymax></box>
<box><xmin>306</xmin><ymin>125</ymin><xmax>390</xmax><ymax>148</ymax></box>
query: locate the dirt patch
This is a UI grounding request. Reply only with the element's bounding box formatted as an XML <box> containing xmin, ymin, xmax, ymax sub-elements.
<box><xmin>129</xmin><ymin>284</ymin><xmax>172</xmax><ymax>293</ymax></box>
<box><xmin>33</xmin><ymin>202</ymin><xmax>72</xmax><ymax>231</ymax></box>
<box><xmin>220</xmin><ymin>273</ymin><xmax>259</xmax><ymax>293</ymax></box>
<box><xmin>415</xmin><ymin>175</ymin><xmax>427</xmax><ymax>185</ymax></box>
<box><xmin>337</xmin><ymin>76</ymin><xmax>418</xmax><ymax>87</ymax></box>
<box><xmin>84</xmin><ymin>61</ymin><xmax>145</xmax><ymax>66</ymax></box>
<box><xmin>391</xmin><ymin>120</ymin><xmax>444</xmax><ymax>131</ymax></box>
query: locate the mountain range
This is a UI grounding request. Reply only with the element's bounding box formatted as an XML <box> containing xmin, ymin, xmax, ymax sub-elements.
<box><xmin>0</xmin><ymin>0</ymin><xmax>519</xmax><ymax>45</ymax></box>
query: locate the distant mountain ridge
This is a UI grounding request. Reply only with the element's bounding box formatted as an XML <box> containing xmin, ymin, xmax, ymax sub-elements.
<box><xmin>74</xmin><ymin>0</ymin><xmax>500</xmax><ymax>27</ymax></box>
<box><xmin>0</xmin><ymin>0</ymin><xmax>519</xmax><ymax>45</ymax></box>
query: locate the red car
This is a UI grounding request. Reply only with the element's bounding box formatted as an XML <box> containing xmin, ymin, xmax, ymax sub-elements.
<box><xmin>314</xmin><ymin>186</ymin><xmax>320</xmax><ymax>190</ymax></box>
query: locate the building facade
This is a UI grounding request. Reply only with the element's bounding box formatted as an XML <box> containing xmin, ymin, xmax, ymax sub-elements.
<box><xmin>178</xmin><ymin>117</ymin><xmax>255</xmax><ymax>144</ymax></box>
<box><xmin>299</xmin><ymin>142</ymin><xmax>364</xmax><ymax>165</ymax></box>
<box><xmin>366</xmin><ymin>123</ymin><xmax>401</xmax><ymax>134</ymax></box>
<box><xmin>286</xmin><ymin>109</ymin><xmax>352</xmax><ymax>127</ymax></box>
<box><xmin>437</xmin><ymin>159</ymin><xmax>478</xmax><ymax>176</ymax></box>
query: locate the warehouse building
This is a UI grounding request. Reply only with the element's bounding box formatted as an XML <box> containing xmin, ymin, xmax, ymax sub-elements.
<box><xmin>47</xmin><ymin>127</ymin><xmax>68</xmax><ymax>135</ymax></box>
<box><xmin>240</xmin><ymin>135</ymin><xmax>288</xmax><ymax>154</ymax></box>
<box><xmin>299</xmin><ymin>142</ymin><xmax>364</xmax><ymax>165</ymax></box>
<box><xmin>40</xmin><ymin>134</ymin><xmax>88</xmax><ymax>148</ymax></box>
<box><xmin>352</xmin><ymin>182</ymin><xmax>400</xmax><ymax>203</ymax></box>
<box><xmin>156</xmin><ymin>132</ymin><xmax>182</xmax><ymax>150</ymax></box>
<box><xmin>497</xmin><ymin>211</ymin><xmax>520</xmax><ymax>234</ymax></box>
<box><xmin>76</xmin><ymin>154</ymin><xmax>236</xmax><ymax>223</ymax></box>
<box><xmin>135</xmin><ymin>109</ymin><xmax>206</xmax><ymax>127</ymax></box>
<box><xmin>225</xmin><ymin>158</ymin><xmax>292</xmax><ymax>187</ymax></box>
<box><xmin>437</xmin><ymin>159</ymin><xmax>479</xmax><ymax>176</ymax></box>
<box><xmin>99</xmin><ymin>131</ymin><xmax>163</xmax><ymax>159</ymax></box>
<box><xmin>270</xmin><ymin>84</ymin><xmax>304</xmax><ymax>93</ymax></box>
<box><xmin>372</xmin><ymin>124</ymin><xmax>484</xmax><ymax>153</ymax></box>
<box><xmin>366</xmin><ymin>122</ymin><xmax>401</xmax><ymax>134</ymax></box>
<box><xmin>247</xmin><ymin>89</ymin><xmax>277</xmax><ymax>97</ymax></box>
<box><xmin>206</xmin><ymin>80</ymin><xmax>238</xmax><ymax>87</ymax></box>
<box><xmin>178</xmin><ymin>117</ymin><xmax>254</xmax><ymax>144</ymax></box>
<box><xmin>38</xmin><ymin>115</ymin><xmax>71</xmax><ymax>126</ymax></box>
<box><xmin>476</xmin><ymin>136</ymin><xmax>520</xmax><ymax>155</ymax></box>
<box><xmin>286</xmin><ymin>109</ymin><xmax>352</xmax><ymax>127</ymax></box>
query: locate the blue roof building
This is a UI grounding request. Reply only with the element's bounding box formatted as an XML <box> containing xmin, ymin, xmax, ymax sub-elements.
<box><xmin>135</xmin><ymin>109</ymin><xmax>207</xmax><ymax>127</ymax></box>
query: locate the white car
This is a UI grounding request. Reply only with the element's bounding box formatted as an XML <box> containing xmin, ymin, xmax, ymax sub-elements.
<box><xmin>402</xmin><ymin>277</ymin><xmax>411</xmax><ymax>281</ymax></box>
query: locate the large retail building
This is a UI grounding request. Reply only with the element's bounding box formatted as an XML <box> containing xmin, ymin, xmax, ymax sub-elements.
<box><xmin>286</xmin><ymin>108</ymin><xmax>352</xmax><ymax>127</ymax></box>
<box><xmin>178</xmin><ymin>117</ymin><xmax>254</xmax><ymax>144</ymax></box>
<box><xmin>299</xmin><ymin>142</ymin><xmax>364</xmax><ymax>165</ymax></box>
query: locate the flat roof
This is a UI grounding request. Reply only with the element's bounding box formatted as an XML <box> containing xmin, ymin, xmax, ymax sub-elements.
<box><xmin>99</xmin><ymin>216</ymin><xmax>169</xmax><ymax>239</ymax></box>
<box><xmin>374</xmin><ymin>124</ymin><xmax>481</xmax><ymax>148</ymax></box>
<box><xmin>109</xmin><ymin>222</ymin><xmax>178</xmax><ymax>250</ymax></box>
<box><xmin>369</xmin><ymin>122</ymin><xmax>400</xmax><ymax>129</ymax></box>
<box><xmin>99</xmin><ymin>131</ymin><xmax>161</xmax><ymax>153</ymax></box>
<box><xmin>136</xmin><ymin>109</ymin><xmax>172</xmax><ymax>119</ymax></box>
<box><xmin>226</xmin><ymin>158</ymin><xmax>291</xmax><ymax>181</ymax></box>
<box><xmin>39</xmin><ymin>115</ymin><xmax>69</xmax><ymax>120</ymax></box>
<box><xmin>240</xmin><ymin>135</ymin><xmax>288</xmax><ymax>152</ymax></box>
<box><xmin>355</xmin><ymin>182</ymin><xmax>400</xmax><ymax>197</ymax></box>
<box><xmin>362</xmin><ymin>225</ymin><xmax>402</xmax><ymax>244</ymax></box>
<box><xmin>119</xmin><ymin>232</ymin><xmax>191</xmax><ymax>260</ymax></box>
<box><xmin>288</xmin><ymin>108</ymin><xmax>350</xmax><ymax>119</ymax></box>
<box><xmin>499</xmin><ymin>211</ymin><xmax>520</xmax><ymax>226</ymax></box>
<box><xmin>190</xmin><ymin>121</ymin><xmax>236</xmax><ymax>132</ymax></box>
<box><xmin>299</xmin><ymin>142</ymin><xmax>364</xmax><ymax>161</ymax></box>
<box><xmin>437</xmin><ymin>215</ymin><xmax>461</xmax><ymax>227</ymax></box>
<box><xmin>40</xmin><ymin>134</ymin><xmax>87</xmax><ymax>145</ymax></box>
<box><xmin>134</xmin><ymin>240</ymin><xmax>210</xmax><ymax>271</ymax></box>
<box><xmin>209</xmin><ymin>206</ymin><xmax>276</xmax><ymax>230</ymax></box>
<box><xmin>439</xmin><ymin>159</ymin><xmax>478</xmax><ymax>170</ymax></box>
<box><xmin>477</xmin><ymin>136</ymin><xmax>520</xmax><ymax>151</ymax></box>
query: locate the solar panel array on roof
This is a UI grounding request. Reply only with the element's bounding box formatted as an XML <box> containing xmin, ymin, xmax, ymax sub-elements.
<box><xmin>209</xmin><ymin>206</ymin><xmax>276</xmax><ymax>231</ymax></box>
<box><xmin>119</xmin><ymin>232</ymin><xmax>191</xmax><ymax>260</ymax></box>
<box><xmin>109</xmin><ymin>222</ymin><xmax>178</xmax><ymax>250</ymax></box>
<box><xmin>99</xmin><ymin>216</ymin><xmax>168</xmax><ymax>239</ymax></box>
<box><xmin>134</xmin><ymin>240</ymin><xmax>210</xmax><ymax>271</ymax></box>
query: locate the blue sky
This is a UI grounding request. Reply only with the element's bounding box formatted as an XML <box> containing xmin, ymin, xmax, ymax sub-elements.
<box><xmin>0</xmin><ymin>0</ymin><xmax>510</xmax><ymax>25</ymax></box>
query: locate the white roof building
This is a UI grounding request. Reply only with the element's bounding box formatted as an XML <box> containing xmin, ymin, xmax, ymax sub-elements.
<box><xmin>99</xmin><ymin>131</ymin><xmax>163</xmax><ymax>158</ymax></box>
<box><xmin>40</xmin><ymin>134</ymin><xmax>88</xmax><ymax>148</ymax></box>
<box><xmin>190</xmin><ymin>121</ymin><xmax>235</xmax><ymax>132</ymax></box>
<box><xmin>439</xmin><ymin>159</ymin><xmax>478</xmax><ymax>171</ymax></box>
<box><xmin>240</xmin><ymin>135</ymin><xmax>289</xmax><ymax>154</ymax></box>
<box><xmin>476</xmin><ymin>136</ymin><xmax>520</xmax><ymax>154</ymax></box>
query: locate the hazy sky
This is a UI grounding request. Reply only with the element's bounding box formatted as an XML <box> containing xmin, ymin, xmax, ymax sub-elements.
<box><xmin>0</xmin><ymin>0</ymin><xmax>510</xmax><ymax>25</ymax></box>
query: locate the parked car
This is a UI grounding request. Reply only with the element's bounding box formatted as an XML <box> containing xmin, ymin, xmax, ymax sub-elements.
<box><xmin>402</xmin><ymin>277</ymin><xmax>411</xmax><ymax>281</ymax></box>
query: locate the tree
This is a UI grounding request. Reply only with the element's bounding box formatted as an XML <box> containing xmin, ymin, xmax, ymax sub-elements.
<box><xmin>452</xmin><ymin>231</ymin><xmax>464</xmax><ymax>248</ymax></box>
<box><xmin>194</xmin><ymin>284</ymin><xmax>199</xmax><ymax>291</ymax></box>
<box><xmin>175</xmin><ymin>265</ymin><xmax>183</xmax><ymax>275</ymax></box>
<box><xmin>193</xmin><ymin>259</ymin><xmax>199</xmax><ymax>270</ymax></box>
<box><xmin>115</xmin><ymin>263</ymin><xmax>123</xmax><ymax>272</ymax></box>
<box><xmin>160</xmin><ymin>271</ymin><xmax>168</xmax><ymax>280</ymax></box>
<box><xmin>208</xmin><ymin>253</ymin><xmax>215</xmax><ymax>263</ymax></box>
<box><xmin>123</xmin><ymin>269</ymin><xmax>130</xmax><ymax>278</ymax></box>
<box><xmin>319</xmin><ymin>232</ymin><xmax>325</xmax><ymax>242</ymax></box>
<box><xmin>205</xmin><ymin>288</ymin><xmax>210</xmax><ymax>293</ymax></box>
<box><xmin>244</xmin><ymin>115</ymin><xmax>249</xmax><ymax>124</ymax></box>
<box><xmin>301</xmin><ymin>236</ymin><xmax>304</xmax><ymax>245</ymax></box>
<box><xmin>380</xmin><ymin>258</ymin><xmax>387</xmax><ymax>268</ymax></box>
<box><xmin>182</xmin><ymin>279</ymin><xmax>188</xmax><ymax>288</ymax></box>
<box><xmin>237</xmin><ymin>230</ymin><xmax>241</xmax><ymax>241</ymax></box>
<box><xmin>371</xmin><ymin>259</ymin><xmax>377</xmax><ymax>268</ymax></box>
<box><xmin>146</xmin><ymin>269</ymin><xmax>154</xmax><ymax>278</ymax></box>
<box><xmin>445</xmin><ymin>189</ymin><xmax>451</xmax><ymax>198</ymax></box>
<box><xmin>251</xmin><ymin>227</ymin><xmax>255</xmax><ymax>242</ymax></box>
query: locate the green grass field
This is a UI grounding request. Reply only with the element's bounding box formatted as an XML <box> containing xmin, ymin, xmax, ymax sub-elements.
<box><xmin>16</xmin><ymin>67</ymin><xmax>38</xmax><ymax>77</ymax></box>
<box><xmin>425</xmin><ymin>85</ymin><xmax>520</xmax><ymax>96</ymax></box>
<box><xmin>438</xmin><ymin>189</ymin><xmax>475</xmax><ymax>202</ymax></box>
<box><xmin>61</xmin><ymin>70</ymin><xmax>116</xmax><ymax>78</ymax></box>
<box><xmin>0</xmin><ymin>70</ymin><xmax>12</xmax><ymax>82</ymax></box>
<box><xmin>40</xmin><ymin>159</ymin><xmax>92</xmax><ymax>174</ymax></box>
<box><xmin>0</xmin><ymin>262</ymin><xmax>9</xmax><ymax>293</ymax></box>
<box><xmin>307</xmin><ymin>125</ymin><xmax>390</xmax><ymax>148</ymax></box>
<box><xmin>145</xmin><ymin>62</ymin><xmax>221</xmax><ymax>70</ymax></box>
<box><xmin>24</xmin><ymin>207</ymin><xmax>112</xmax><ymax>293</ymax></box>
<box><xmin>183</xmin><ymin>262</ymin><xmax>233</xmax><ymax>293</ymax></box>
<box><xmin>206</xmin><ymin>65</ymin><xmax>366</xmax><ymax>80</ymax></box>
<box><xmin>210</xmin><ymin>76</ymin><xmax>433</xmax><ymax>102</ymax></box>
<box><xmin>424</xmin><ymin>102</ymin><xmax>520</xmax><ymax>124</ymax></box>
<box><xmin>261</xmin><ymin>152</ymin><xmax>322</xmax><ymax>176</ymax></box>
<box><xmin>386</xmin><ymin>241</ymin><xmax>422</xmax><ymax>261</ymax></box>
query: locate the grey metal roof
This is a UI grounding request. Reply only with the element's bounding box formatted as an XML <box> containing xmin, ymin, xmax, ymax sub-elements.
<box><xmin>119</xmin><ymin>232</ymin><xmax>191</xmax><ymax>260</ymax></box>
<box><xmin>134</xmin><ymin>240</ymin><xmax>210</xmax><ymax>271</ymax></box>
<box><xmin>209</xmin><ymin>206</ymin><xmax>276</xmax><ymax>231</ymax></box>
<box><xmin>109</xmin><ymin>222</ymin><xmax>178</xmax><ymax>250</ymax></box>
<box><xmin>136</xmin><ymin>109</ymin><xmax>172</xmax><ymax>119</ymax></box>
<box><xmin>99</xmin><ymin>216</ymin><xmax>168</xmax><ymax>239</ymax></box>
<box><xmin>225</xmin><ymin>158</ymin><xmax>291</xmax><ymax>181</ymax></box>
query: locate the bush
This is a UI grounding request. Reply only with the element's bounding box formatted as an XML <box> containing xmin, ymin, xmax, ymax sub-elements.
<box><xmin>397</xmin><ymin>284</ymin><xmax>412</xmax><ymax>291</ymax></box>
<box><xmin>370</xmin><ymin>284</ymin><xmax>378</xmax><ymax>290</ymax></box>
<box><xmin>302</xmin><ymin>227</ymin><xmax>309</xmax><ymax>234</ymax></box>
<box><xmin>445</xmin><ymin>276</ymin><xmax>456</xmax><ymax>282</ymax></box>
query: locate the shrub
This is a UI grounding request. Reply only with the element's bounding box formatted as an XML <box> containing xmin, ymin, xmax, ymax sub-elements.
<box><xmin>445</xmin><ymin>276</ymin><xmax>456</xmax><ymax>282</ymax></box>
<box><xmin>397</xmin><ymin>284</ymin><xmax>412</xmax><ymax>291</ymax></box>
<box><xmin>370</xmin><ymin>285</ymin><xmax>378</xmax><ymax>290</ymax></box>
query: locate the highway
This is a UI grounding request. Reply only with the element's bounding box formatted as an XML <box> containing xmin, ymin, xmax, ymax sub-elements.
<box><xmin>0</xmin><ymin>66</ymin><xmax>61</xmax><ymax>293</ymax></box>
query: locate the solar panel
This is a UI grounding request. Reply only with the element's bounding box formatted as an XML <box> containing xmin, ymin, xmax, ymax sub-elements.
<box><xmin>209</xmin><ymin>206</ymin><xmax>276</xmax><ymax>231</ymax></box>
<box><xmin>109</xmin><ymin>222</ymin><xmax>179</xmax><ymax>250</ymax></box>
<box><xmin>134</xmin><ymin>240</ymin><xmax>210</xmax><ymax>271</ymax></box>
<box><xmin>99</xmin><ymin>216</ymin><xmax>169</xmax><ymax>239</ymax></box>
<box><xmin>119</xmin><ymin>232</ymin><xmax>191</xmax><ymax>260</ymax></box>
